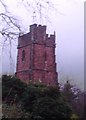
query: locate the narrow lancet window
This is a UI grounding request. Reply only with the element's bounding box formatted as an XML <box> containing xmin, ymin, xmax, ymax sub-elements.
<box><xmin>22</xmin><ymin>50</ymin><xmax>25</xmax><ymax>62</ymax></box>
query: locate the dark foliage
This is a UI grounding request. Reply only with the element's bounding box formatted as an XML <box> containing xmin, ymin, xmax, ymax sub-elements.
<box><xmin>2</xmin><ymin>75</ymin><xmax>27</xmax><ymax>104</ymax></box>
<box><xmin>2</xmin><ymin>75</ymin><xmax>72</xmax><ymax>119</ymax></box>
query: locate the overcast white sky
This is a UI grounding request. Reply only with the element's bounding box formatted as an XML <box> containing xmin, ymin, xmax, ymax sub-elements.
<box><xmin>1</xmin><ymin>0</ymin><xmax>84</xmax><ymax>90</ymax></box>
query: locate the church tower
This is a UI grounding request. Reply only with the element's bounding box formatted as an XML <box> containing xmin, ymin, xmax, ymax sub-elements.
<box><xmin>16</xmin><ymin>24</ymin><xmax>58</xmax><ymax>86</ymax></box>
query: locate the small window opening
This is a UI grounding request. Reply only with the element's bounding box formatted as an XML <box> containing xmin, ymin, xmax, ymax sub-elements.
<box><xmin>22</xmin><ymin>50</ymin><xmax>25</xmax><ymax>62</ymax></box>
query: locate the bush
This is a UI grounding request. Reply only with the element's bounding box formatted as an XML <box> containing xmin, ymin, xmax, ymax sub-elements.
<box><xmin>2</xmin><ymin>75</ymin><xmax>72</xmax><ymax>119</ymax></box>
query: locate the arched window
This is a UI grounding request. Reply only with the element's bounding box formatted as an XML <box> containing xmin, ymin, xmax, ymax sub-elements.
<box><xmin>22</xmin><ymin>50</ymin><xmax>25</xmax><ymax>62</ymax></box>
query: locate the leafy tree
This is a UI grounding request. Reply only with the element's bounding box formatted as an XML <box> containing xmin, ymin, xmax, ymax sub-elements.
<box><xmin>22</xmin><ymin>83</ymin><xmax>72</xmax><ymax>119</ymax></box>
<box><xmin>2</xmin><ymin>75</ymin><xmax>72</xmax><ymax>119</ymax></box>
<box><xmin>2</xmin><ymin>75</ymin><xmax>27</xmax><ymax>104</ymax></box>
<box><xmin>61</xmin><ymin>81</ymin><xmax>74</xmax><ymax>104</ymax></box>
<box><xmin>33</xmin><ymin>96</ymin><xmax>72</xmax><ymax>119</ymax></box>
<box><xmin>2</xmin><ymin>103</ymin><xmax>32</xmax><ymax>119</ymax></box>
<box><xmin>61</xmin><ymin>81</ymin><xmax>84</xmax><ymax>118</ymax></box>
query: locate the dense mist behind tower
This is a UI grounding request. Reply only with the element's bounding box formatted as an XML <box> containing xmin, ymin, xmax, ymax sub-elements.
<box><xmin>1</xmin><ymin>0</ymin><xmax>84</xmax><ymax>90</ymax></box>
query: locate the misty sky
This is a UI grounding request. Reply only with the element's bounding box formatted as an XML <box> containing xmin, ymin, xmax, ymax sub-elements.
<box><xmin>1</xmin><ymin>0</ymin><xmax>84</xmax><ymax>90</ymax></box>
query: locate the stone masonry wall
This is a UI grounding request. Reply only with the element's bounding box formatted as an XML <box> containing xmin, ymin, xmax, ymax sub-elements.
<box><xmin>16</xmin><ymin>24</ymin><xmax>58</xmax><ymax>86</ymax></box>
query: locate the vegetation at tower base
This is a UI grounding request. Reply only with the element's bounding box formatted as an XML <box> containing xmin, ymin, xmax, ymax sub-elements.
<box><xmin>2</xmin><ymin>75</ymin><xmax>27</xmax><ymax>104</ymax></box>
<box><xmin>2</xmin><ymin>75</ymin><xmax>85</xmax><ymax>119</ymax></box>
<box><xmin>21</xmin><ymin>84</ymin><xmax>72</xmax><ymax>119</ymax></box>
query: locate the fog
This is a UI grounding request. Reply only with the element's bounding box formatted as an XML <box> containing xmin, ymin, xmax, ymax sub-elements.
<box><xmin>1</xmin><ymin>0</ymin><xmax>84</xmax><ymax>90</ymax></box>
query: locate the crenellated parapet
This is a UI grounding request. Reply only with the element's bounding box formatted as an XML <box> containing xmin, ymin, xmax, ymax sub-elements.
<box><xmin>18</xmin><ymin>24</ymin><xmax>55</xmax><ymax>48</ymax></box>
<box><xmin>16</xmin><ymin>24</ymin><xmax>58</xmax><ymax>86</ymax></box>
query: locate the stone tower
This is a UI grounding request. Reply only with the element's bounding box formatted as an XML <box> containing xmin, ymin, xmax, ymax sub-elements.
<box><xmin>16</xmin><ymin>24</ymin><xmax>58</xmax><ymax>86</ymax></box>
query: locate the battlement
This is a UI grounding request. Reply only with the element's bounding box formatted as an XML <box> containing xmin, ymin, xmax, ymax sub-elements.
<box><xmin>16</xmin><ymin>24</ymin><xmax>58</xmax><ymax>85</ymax></box>
<box><xmin>18</xmin><ymin>24</ymin><xmax>55</xmax><ymax>48</ymax></box>
<box><xmin>30</xmin><ymin>24</ymin><xmax>46</xmax><ymax>33</ymax></box>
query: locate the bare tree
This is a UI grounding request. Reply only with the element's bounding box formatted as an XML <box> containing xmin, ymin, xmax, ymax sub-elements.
<box><xmin>0</xmin><ymin>0</ymin><xmax>55</xmax><ymax>43</ymax></box>
<box><xmin>0</xmin><ymin>0</ymin><xmax>56</xmax><ymax>74</ymax></box>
